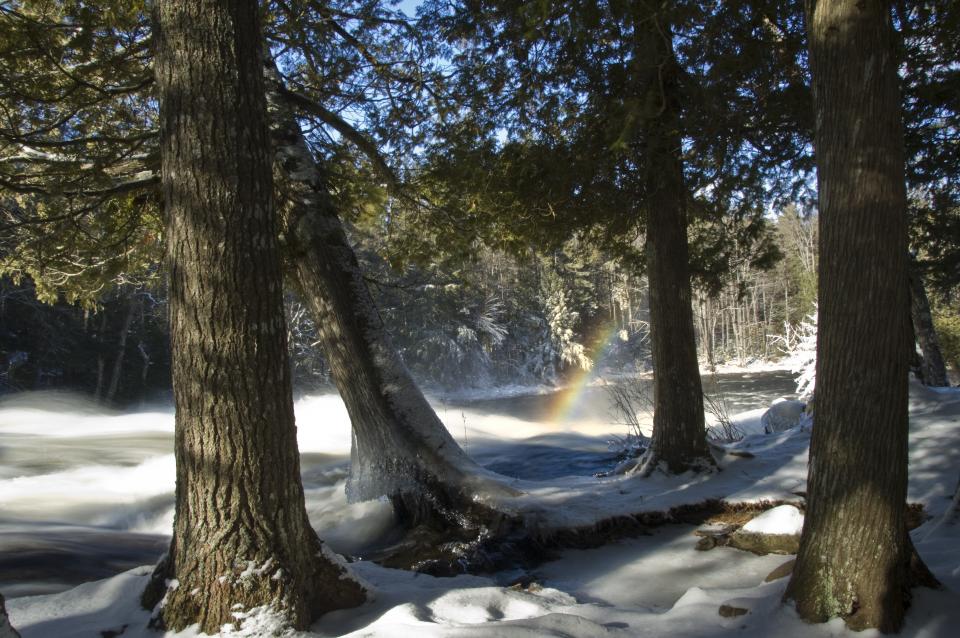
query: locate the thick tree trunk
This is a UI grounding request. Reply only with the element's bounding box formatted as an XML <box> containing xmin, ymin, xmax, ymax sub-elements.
<box><xmin>784</xmin><ymin>0</ymin><xmax>937</xmax><ymax>631</ymax></box>
<box><xmin>635</xmin><ymin>5</ymin><xmax>713</xmax><ymax>475</ymax></box>
<box><xmin>0</xmin><ymin>593</ymin><xmax>19</xmax><ymax>638</ymax></box>
<box><xmin>909</xmin><ymin>260</ymin><xmax>949</xmax><ymax>387</ymax></box>
<box><xmin>265</xmin><ymin>63</ymin><xmax>520</xmax><ymax>531</ymax></box>
<box><xmin>143</xmin><ymin>1</ymin><xmax>364</xmax><ymax>632</ymax></box>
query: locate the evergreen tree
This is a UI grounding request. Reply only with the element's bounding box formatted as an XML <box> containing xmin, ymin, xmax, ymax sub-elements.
<box><xmin>141</xmin><ymin>0</ymin><xmax>363</xmax><ymax>631</ymax></box>
<box><xmin>784</xmin><ymin>0</ymin><xmax>937</xmax><ymax>630</ymax></box>
<box><xmin>416</xmin><ymin>0</ymin><xmax>808</xmax><ymax>472</ymax></box>
<box><xmin>0</xmin><ymin>0</ymin><xmax>523</xmax><ymax>533</ymax></box>
<box><xmin>632</xmin><ymin>1</ymin><xmax>712</xmax><ymax>474</ymax></box>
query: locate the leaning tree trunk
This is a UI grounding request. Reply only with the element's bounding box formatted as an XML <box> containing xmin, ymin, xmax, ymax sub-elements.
<box><xmin>636</xmin><ymin>4</ymin><xmax>713</xmax><ymax>475</ymax></box>
<box><xmin>784</xmin><ymin>0</ymin><xmax>937</xmax><ymax>631</ymax></box>
<box><xmin>0</xmin><ymin>593</ymin><xmax>19</xmax><ymax>638</ymax></box>
<box><xmin>909</xmin><ymin>259</ymin><xmax>949</xmax><ymax>387</ymax></box>
<box><xmin>143</xmin><ymin>1</ymin><xmax>364</xmax><ymax>632</ymax></box>
<box><xmin>264</xmin><ymin>63</ymin><xmax>520</xmax><ymax>531</ymax></box>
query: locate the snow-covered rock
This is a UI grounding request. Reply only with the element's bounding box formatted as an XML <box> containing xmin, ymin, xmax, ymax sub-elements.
<box><xmin>726</xmin><ymin>505</ymin><xmax>805</xmax><ymax>556</ymax></box>
<box><xmin>761</xmin><ymin>400</ymin><xmax>806</xmax><ymax>434</ymax></box>
<box><xmin>741</xmin><ymin>505</ymin><xmax>804</xmax><ymax>536</ymax></box>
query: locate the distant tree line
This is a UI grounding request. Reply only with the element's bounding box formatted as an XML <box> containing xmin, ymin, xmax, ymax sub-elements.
<box><xmin>6</xmin><ymin>194</ymin><xmax>960</xmax><ymax>398</ymax></box>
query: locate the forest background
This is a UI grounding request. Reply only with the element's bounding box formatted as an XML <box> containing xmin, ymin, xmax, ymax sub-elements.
<box><xmin>0</xmin><ymin>0</ymin><xmax>957</xmax><ymax>404</ymax></box>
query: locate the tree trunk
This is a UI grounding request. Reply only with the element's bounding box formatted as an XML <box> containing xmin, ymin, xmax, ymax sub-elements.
<box><xmin>104</xmin><ymin>294</ymin><xmax>136</xmax><ymax>403</ymax></box>
<box><xmin>909</xmin><ymin>260</ymin><xmax>949</xmax><ymax>387</ymax></box>
<box><xmin>265</xmin><ymin>63</ymin><xmax>520</xmax><ymax>531</ymax></box>
<box><xmin>635</xmin><ymin>4</ymin><xmax>713</xmax><ymax>475</ymax></box>
<box><xmin>0</xmin><ymin>593</ymin><xmax>20</xmax><ymax>638</ymax></box>
<box><xmin>138</xmin><ymin>340</ymin><xmax>150</xmax><ymax>392</ymax></box>
<box><xmin>93</xmin><ymin>310</ymin><xmax>108</xmax><ymax>400</ymax></box>
<box><xmin>143</xmin><ymin>1</ymin><xmax>364</xmax><ymax>632</ymax></box>
<box><xmin>784</xmin><ymin>0</ymin><xmax>937</xmax><ymax>631</ymax></box>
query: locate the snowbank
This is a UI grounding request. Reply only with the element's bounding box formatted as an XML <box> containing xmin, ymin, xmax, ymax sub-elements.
<box><xmin>5</xmin><ymin>385</ymin><xmax>960</xmax><ymax>637</ymax></box>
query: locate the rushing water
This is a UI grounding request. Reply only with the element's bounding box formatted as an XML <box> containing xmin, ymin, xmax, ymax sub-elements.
<box><xmin>0</xmin><ymin>371</ymin><xmax>798</xmax><ymax>598</ymax></box>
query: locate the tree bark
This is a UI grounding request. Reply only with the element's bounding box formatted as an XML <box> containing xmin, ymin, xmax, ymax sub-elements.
<box><xmin>784</xmin><ymin>0</ymin><xmax>937</xmax><ymax>631</ymax></box>
<box><xmin>143</xmin><ymin>1</ymin><xmax>364</xmax><ymax>632</ymax></box>
<box><xmin>635</xmin><ymin>4</ymin><xmax>713</xmax><ymax>475</ymax></box>
<box><xmin>909</xmin><ymin>260</ymin><xmax>949</xmax><ymax>387</ymax></box>
<box><xmin>265</xmin><ymin>62</ymin><xmax>520</xmax><ymax>531</ymax></box>
<box><xmin>0</xmin><ymin>593</ymin><xmax>20</xmax><ymax>638</ymax></box>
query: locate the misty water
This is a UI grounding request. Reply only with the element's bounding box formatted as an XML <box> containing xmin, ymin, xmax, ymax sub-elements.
<box><xmin>0</xmin><ymin>370</ymin><xmax>797</xmax><ymax>598</ymax></box>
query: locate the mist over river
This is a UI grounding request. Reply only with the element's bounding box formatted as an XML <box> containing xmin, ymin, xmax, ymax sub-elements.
<box><xmin>0</xmin><ymin>370</ymin><xmax>797</xmax><ymax>598</ymax></box>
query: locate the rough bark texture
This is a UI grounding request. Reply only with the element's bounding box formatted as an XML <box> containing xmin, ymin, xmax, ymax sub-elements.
<box><xmin>265</xmin><ymin>63</ymin><xmax>520</xmax><ymax>532</ymax></box>
<box><xmin>635</xmin><ymin>5</ymin><xmax>713</xmax><ymax>475</ymax></box>
<box><xmin>144</xmin><ymin>1</ymin><xmax>364</xmax><ymax>632</ymax></box>
<box><xmin>909</xmin><ymin>261</ymin><xmax>950</xmax><ymax>387</ymax></box>
<box><xmin>0</xmin><ymin>593</ymin><xmax>20</xmax><ymax>638</ymax></box>
<box><xmin>784</xmin><ymin>0</ymin><xmax>935</xmax><ymax>631</ymax></box>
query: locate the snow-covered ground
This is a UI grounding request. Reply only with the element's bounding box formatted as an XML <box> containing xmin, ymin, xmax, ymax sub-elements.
<box><xmin>700</xmin><ymin>359</ymin><xmax>794</xmax><ymax>376</ymax></box>
<box><xmin>3</xmin><ymin>376</ymin><xmax>960</xmax><ymax>637</ymax></box>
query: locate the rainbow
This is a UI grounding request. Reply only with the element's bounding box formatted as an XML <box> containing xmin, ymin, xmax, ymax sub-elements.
<box><xmin>546</xmin><ymin>322</ymin><xmax>624</xmax><ymax>423</ymax></box>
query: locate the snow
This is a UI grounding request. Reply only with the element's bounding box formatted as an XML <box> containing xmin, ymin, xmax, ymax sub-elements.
<box><xmin>760</xmin><ymin>400</ymin><xmax>806</xmax><ymax>434</ymax></box>
<box><xmin>701</xmin><ymin>360</ymin><xmax>793</xmax><ymax>375</ymax></box>
<box><xmin>3</xmin><ymin>379</ymin><xmax>960</xmax><ymax>637</ymax></box>
<box><xmin>741</xmin><ymin>505</ymin><xmax>804</xmax><ymax>536</ymax></box>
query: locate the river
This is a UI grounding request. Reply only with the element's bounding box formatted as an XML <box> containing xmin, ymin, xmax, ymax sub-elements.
<box><xmin>0</xmin><ymin>370</ymin><xmax>798</xmax><ymax>598</ymax></box>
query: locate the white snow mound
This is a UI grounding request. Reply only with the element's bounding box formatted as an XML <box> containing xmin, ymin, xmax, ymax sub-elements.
<box><xmin>741</xmin><ymin>504</ymin><xmax>804</xmax><ymax>536</ymax></box>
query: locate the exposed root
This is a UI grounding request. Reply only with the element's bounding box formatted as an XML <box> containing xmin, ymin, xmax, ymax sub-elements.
<box><xmin>907</xmin><ymin>535</ymin><xmax>941</xmax><ymax>590</ymax></box>
<box><xmin>600</xmin><ymin>445</ymin><xmax>732</xmax><ymax>477</ymax></box>
<box><xmin>368</xmin><ymin>498</ymin><xmax>933</xmax><ymax>578</ymax></box>
<box><xmin>365</xmin><ymin>498</ymin><xmax>801</xmax><ymax>575</ymax></box>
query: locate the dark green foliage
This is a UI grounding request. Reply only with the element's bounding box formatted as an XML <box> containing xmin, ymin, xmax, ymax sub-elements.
<box><xmin>899</xmin><ymin>1</ymin><xmax>960</xmax><ymax>295</ymax></box>
<box><xmin>0</xmin><ymin>1</ymin><xmax>161</xmax><ymax>304</ymax></box>
<box><xmin>414</xmin><ymin>0</ymin><xmax>796</xmax><ymax>288</ymax></box>
<box><xmin>0</xmin><ymin>0</ymin><xmax>956</xmax><ymax>394</ymax></box>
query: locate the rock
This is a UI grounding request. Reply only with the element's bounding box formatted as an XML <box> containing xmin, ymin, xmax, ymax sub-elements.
<box><xmin>693</xmin><ymin>524</ymin><xmax>739</xmax><ymax>551</ymax></box>
<box><xmin>765</xmin><ymin>559</ymin><xmax>796</xmax><ymax>582</ymax></box>
<box><xmin>726</xmin><ymin>504</ymin><xmax>803</xmax><ymax>555</ymax></box>
<box><xmin>741</xmin><ymin>504</ymin><xmax>804</xmax><ymax>535</ymax></box>
<box><xmin>695</xmin><ymin>536</ymin><xmax>717</xmax><ymax>551</ymax></box>
<box><xmin>727</xmin><ymin>531</ymin><xmax>799</xmax><ymax>555</ymax></box>
<box><xmin>761</xmin><ymin>400</ymin><xmax>806</xmax><ymax>433</ymax></box>
<box><xmin>694</xmin><ymin>505</ymin><xmax>804</xmax><ymax>555</ymax></box>
<box><xmin>718</xmin><ymin>604</ymin><xmax>749</xmax><ymax>618</ymax></box>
